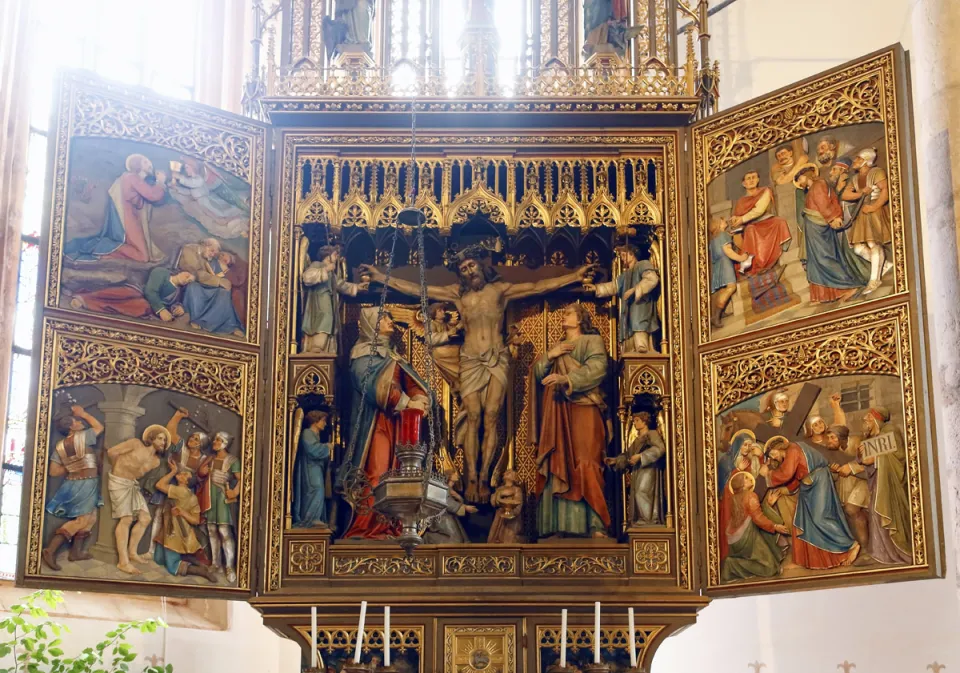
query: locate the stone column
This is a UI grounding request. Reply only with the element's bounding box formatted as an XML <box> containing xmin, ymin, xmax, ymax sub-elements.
<box><xmin>910</xmin><ymin>0</ymin><xmax>960</xmax><ymax>588</ymax></box>
<box><xmin>91</xmin><ymin>384</ymin><xmax>154</xmax><ymax>560</ymax></box>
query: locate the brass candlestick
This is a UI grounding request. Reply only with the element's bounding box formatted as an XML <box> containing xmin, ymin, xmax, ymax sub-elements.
<box><xmin>582</xmin><ymin>664</ymin><xmax>612</xmax><ymax>673</ymax></box>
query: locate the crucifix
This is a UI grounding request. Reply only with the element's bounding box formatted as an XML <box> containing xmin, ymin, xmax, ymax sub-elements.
<box><xmin>928</xmin><ymin>663</ymin><xmax>947</xmax><ymax>673</ymax></box>
<box><xmin>837</xmin><ymin>661</ymin><xmax>857</xmax><ymax>673</ymax></box>
<box><xmin>747</xmin><ymin>663</ymin><xmax>766</xmax><ymax>673</ymax></box>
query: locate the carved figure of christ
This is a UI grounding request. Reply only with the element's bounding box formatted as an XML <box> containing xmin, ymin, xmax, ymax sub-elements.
<box><xmin>360</xmin><ymin>259</ymin><xmax>595</xmax><ymax>503</ymax></box>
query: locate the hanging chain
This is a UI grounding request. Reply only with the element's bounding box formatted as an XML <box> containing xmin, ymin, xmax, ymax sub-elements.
<box><xmin>406</xmin><ymin>97</ymin><xmax>445</xmax><ymax>518</ymax></box>
<box><xmin>337</xmin><ymin>202</ymin><xmax>403</xmax><ymax>507</ymax></box>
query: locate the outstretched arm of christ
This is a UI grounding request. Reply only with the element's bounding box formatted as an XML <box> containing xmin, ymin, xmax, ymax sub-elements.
<box><xmin>503</xmin><ymin>265</ymin><xmax>595</xmax><ymax>301</ymax></box>
<box><xmin>358</xmin><ymin>264</ymin><xmax>459</xmax><ymax>303</ymax></box>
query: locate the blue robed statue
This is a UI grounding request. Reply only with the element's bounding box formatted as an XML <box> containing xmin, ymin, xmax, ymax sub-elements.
<box><xmin>292</xmin><ymin>410</ymin><xmax>332</xmax><ymax>527</ymax></box>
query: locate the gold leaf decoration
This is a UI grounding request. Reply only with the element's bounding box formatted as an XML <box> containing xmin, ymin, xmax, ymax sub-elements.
<box><xmin>522</xmin><ymin>554</ymin><xmax>626</xmax><ymax>576</ymax></box>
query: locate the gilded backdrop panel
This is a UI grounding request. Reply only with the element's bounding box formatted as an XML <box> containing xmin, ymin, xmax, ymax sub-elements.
<box><xmin>699</xmin><ymin>305</ymin><xmax>934</xmax><ymax>590</ymax></box>
<box><xmin>21</xmin><ymin>320</ymin><xmax>259</xmax><ymax>593</ymax></box>
<box><xmin>692</xmin><ymin>50</ymin><xmax>908</xmax><ymax>344</ymax></box>
<box><xmin>44</xmin><ymin>72</ymin><xmax>267</xmax><ymax>346</ymax></box>
<box><xmin>265</xmin><ymin>131</ymin><xmax>692</xmax><ymax>595</ymax></box>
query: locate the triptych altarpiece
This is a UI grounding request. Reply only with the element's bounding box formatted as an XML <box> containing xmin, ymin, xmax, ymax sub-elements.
<box><xmin>16</xmin><ymin>45</ymin><xmax>944</xmax><ymax>671</ymax></box>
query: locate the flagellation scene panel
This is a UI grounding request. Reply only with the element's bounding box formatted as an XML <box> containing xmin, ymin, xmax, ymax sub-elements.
<box><xmin>10</xmin><ymin>0</ymin><xmax>947</xmax><ymax>672</ymax></box>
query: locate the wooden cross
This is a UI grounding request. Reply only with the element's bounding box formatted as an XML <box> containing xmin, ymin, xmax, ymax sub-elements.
<box><xmin>747</xmin><ymin>662</ymin><xmax>766</xmax><ymax>673</ymax></box>
<box><xmin>928</xmin><ymin>663</ymin><xmax>947</xmax><ymax>673</ymax></box>
<box><xmin>837</xmin><ymin>661</ymin><xmax>856</xmax><ymax>673</ymax></box>
<box><xmin>753</xmin><ymin>383</ymin><xmax>822</xmax><ymax>445</ymax></box>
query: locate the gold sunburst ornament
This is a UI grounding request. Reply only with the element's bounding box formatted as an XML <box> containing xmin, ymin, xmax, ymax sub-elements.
<box><xmin>454</xmin><ymin>636</ymin><xmax>504</xmax><ymax>673</ymax></box>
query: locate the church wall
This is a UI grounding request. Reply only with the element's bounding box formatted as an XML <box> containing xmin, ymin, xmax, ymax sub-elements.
<box><xmin>658</xmin><ymin>2</ymin><xmax>960</xmax><ymax>672</ymax></box>
<box><xmin>0</xmin><ymin>587</ymin><xmax>299</xmax><ymax>673</ymax></box>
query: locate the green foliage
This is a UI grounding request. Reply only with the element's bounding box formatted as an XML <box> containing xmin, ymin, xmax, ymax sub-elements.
<box><xmin>0</xmin><ymin>591</ymin><xmax>170</xmax><ymax>673</ymax></box>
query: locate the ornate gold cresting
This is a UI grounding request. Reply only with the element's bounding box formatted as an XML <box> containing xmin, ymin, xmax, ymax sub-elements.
<box><xmin>255</xmin><ymin>0</ymin><xmax>715</xmax><ymax>106</ymax></box>
<box><xmin>293</xmin><ymin>153</ymin><xmax>664</xmax><ymax>235</ymax></box>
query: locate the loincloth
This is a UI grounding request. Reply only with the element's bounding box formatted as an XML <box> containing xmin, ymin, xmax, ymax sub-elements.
<box><xmin>108</xmin><ymin>473</ymin><xmax>148</xmax><ymax>519</ymax></box>
<box><xmin>459</xmin><ymin>347</ymin><xmax>510</xmax><ymax>400</ymax></box>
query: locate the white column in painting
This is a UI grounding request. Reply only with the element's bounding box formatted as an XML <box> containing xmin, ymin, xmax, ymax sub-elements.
<box><xmin>91</xmin><ymin>384</ymin><xmax>154</xmax><ymax>559</ymax></box>
<box><xmin>911</xmin><ymin>0</ymin><xmax>960</xmax><ymax>593</ymax></box>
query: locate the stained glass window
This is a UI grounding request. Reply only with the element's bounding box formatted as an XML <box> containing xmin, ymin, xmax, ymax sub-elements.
<box><xmin>0</xmin><ymin>0</ymin><xmax>204</xmax><ymax>580</ymax></box>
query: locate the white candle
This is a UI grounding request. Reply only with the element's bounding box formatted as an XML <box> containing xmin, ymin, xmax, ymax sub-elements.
<box><xmin>353</xmin><ymin>601</ymin><xmax>368</xmax><ymax>664</ymax></box>
<box><xmin>628</xmin><ymin>607</ymin><xmax>637</xmax><ymax>668</ymax></box>
<box><xmin>594</xmin><ymin>602</ymin><xmax>601</xmax><ymax>664</ymax></box>
<box><xmin>384</xmin><ymin>606</ymin><xmax>391</xmax><ymax>667</ymax></box>
<box><xmin>310</xmin><ymin>606</ymin><xmax>318</xmax><ymax>669</ymax></box>
<box><xmin>560</xmin><ymin>609</ymin><xmax>568</xmax><ymax>668</ymax></box>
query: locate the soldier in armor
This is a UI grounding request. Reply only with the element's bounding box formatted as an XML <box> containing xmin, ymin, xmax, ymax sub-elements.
<box><xmin>42</xmin><ymin>405</ymin><xmax>105</xmax><ymax>570</ymax></box>
<box><xmin>203</xmin><ymin>431</ymin><xmax>241</xmax><ymax>582</ymax></box>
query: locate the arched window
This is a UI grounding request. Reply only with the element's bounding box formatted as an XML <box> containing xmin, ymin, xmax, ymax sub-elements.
<box><xmin>0</xmin><ymin>0</ymin><xmax>204</xmax><ymax>579</ymax></box>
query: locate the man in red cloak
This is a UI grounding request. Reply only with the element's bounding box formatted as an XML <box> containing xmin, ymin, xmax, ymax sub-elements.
<box><xmin>728</xmin><ymin>170</ymin><xmax>792</xmax><ymax>273</ymax></box>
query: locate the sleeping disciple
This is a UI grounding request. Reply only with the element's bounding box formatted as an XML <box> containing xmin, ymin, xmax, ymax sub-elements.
<box><xmin>341</xmin><ymin>308</ymin><xmax>430</xmax><ymax>540</ymax></box>
<box><xmin>533</xmin><ymin>304</ymin><xmax>611</xmax><ymax>539</ymax></box>
<box><xmin>67</xmin><ymin>270</ymin><xmax>195</xmax><ymax>322</ymax></box>
<box><xmin>177</xmin><ymin>238</ymin><xmax>245</xmax><ymax>336</ymax></box>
